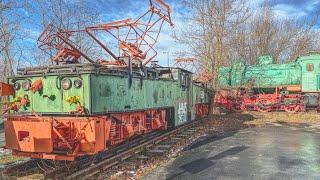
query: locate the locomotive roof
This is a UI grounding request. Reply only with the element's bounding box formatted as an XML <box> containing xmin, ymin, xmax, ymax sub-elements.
<box><xmin>296</xmin><ymin>52</ymin><xmax>320</xmax><ymax>61</ymax></box>
<box><xmin>12</xmin><ymin>63</ymin><xmax>192</xmax><ymax>77</ymax></box>
<box><xmin>154</xmin><ymin>66</ymin><xmax>193</xmax><ymax>74</ymax></box>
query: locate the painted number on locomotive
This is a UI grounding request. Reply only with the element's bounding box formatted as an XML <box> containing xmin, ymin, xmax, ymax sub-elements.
<box><xmin>178</xmin><ymin>102</ymin><xmax>187</xmax><ymax>123</ymax></box>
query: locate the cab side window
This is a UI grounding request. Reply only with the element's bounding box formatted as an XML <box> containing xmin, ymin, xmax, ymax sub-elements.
<box><xmin>180</xmin><ymin>72</ymin><xmax>191</xmax><ymax>91</ymax></box>
<box><xmin>306</xmin><ymin>63</ymin><xmax>314</xmax><ymax>72</ymax></box>
<box><xmin>180</xmin><ymin>73</ymin><xmax>186</xmax><ymax>87</ymax></box>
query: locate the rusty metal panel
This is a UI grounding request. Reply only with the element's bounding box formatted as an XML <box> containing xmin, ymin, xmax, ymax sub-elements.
<box><xmin>61</xmin><ymin>76</ymin><xmax>87</xmax><ymax>112</ymax></box>
<box><xmin>89</xmin><ymin>72</ymin><xmax>198</xmax><ymax>127</ymax></box>
<box><xmin>7</xmin><ymin>69</ymin><xmax>211</xmax><ymax>128</ymax></box>
<box><xmin>192</xmin><ymin>84</ymin><xmax>210</xmax><ymax>119</ymax></box>
<box><xmin>33</xmin><ymin>76</ymin><xmax>62</xmax><ymax>113</ymax></box>
<box><xmin>0</xmin><ymin>82</ymin><xmax>14</xmax><ymax>96</ymax></box>
<box><xmin>5</xmin><ymin>118</ymin><xmax>53</xmax><ymax>153</ymax></box>
<box><xmin>8</xmin><ymin>74</ymin><xmax>91</xmax><ymax>114</ymax></box>
<box><xmin>12</xmin><ymin>76</ymin><xmax>62</xmax><ymax>113</ymax></box>
<box><xmin>90</xmin><ymin>75</ymin><xmax>181</xmax><ymax>113</ymax></box>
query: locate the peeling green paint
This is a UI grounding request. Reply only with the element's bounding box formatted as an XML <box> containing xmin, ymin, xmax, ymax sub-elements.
<box><xmin>218</xmin><ymin>53</ymin><xmax>320</xmax><ymax>92</ymax></box>
<box><xmin>9</xmin><ymin>68</ymin><xmax>210</xmax><ymax>127</ymax></box>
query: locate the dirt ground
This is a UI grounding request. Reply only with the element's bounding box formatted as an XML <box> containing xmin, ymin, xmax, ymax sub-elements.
<box><xmin>143</xmin><ymin>111</ymin><xmax>320</xmax><ymax>180</ymax></box>
<box><xmin>1</xmin><ymin>111</ymin><xmax>320</xmax><ymax>178</ymax></box>
<box><xmin>240</xmin><ymin>111</ymin><xmax>320</xmax><ymax>127</ymax></box>
<box><xmin>209</xmin><ymin>110</ymin><xmax>320</xmax><ymax>127</ymax></box>
<box><xmin>140</xmin><ymin>111</ymin><xmax>320</xmax><ymax>180</ymax></box>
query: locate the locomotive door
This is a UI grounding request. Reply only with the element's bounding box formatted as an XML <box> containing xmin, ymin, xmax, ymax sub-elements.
<box><xmin>317</xmin><ymin>63</ymin><xmax>320</xmax><ymax>91</ymax></box>
<box><xmin>178</xmin><ymin>70</ymin><xmax>192</xmax><ymax>124</ymax></box>
<box><xmin>186</xmin><ymin>73</ymin><xmax>192</xmax><ymax>121</ymax></box>
<box><xmin>301</xmin><ymin>61</ymin><xmax>317</xmax><ymax>92</ymax></box>
<box><xmin>317</xmin><ymin>73</ymin><xmax>320</xmax><ymax>91</ymax></box>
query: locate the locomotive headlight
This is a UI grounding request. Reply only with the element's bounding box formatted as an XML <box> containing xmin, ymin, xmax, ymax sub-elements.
<box><xmin>13</xmin><ymin>82</ymin><xmax>21</xmax><ymax>90</ymax></box>
<box><xmin>73</xmin><ymin>78</ymin><xmax>82</xmax><ymax>88</ymax></box>
<box><xmin>22</xmin><ymin>80</ymin><xmax>31</xmax><ymax>91</ymax></box>
<box><xmin>61</xmin><ymin>78</ymin><xmax>72</xmax><ymax>90</ymax></box>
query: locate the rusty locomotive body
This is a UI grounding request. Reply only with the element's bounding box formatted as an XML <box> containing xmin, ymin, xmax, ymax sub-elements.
<box><xmin>1</xmin><ymin>64</ymin><xmax>210</xmax><ymax>161</ymax></box>
<box><xmin>214</xmin><ymin>54</ymin><xmax>320</xmax><ymax>113</ymax></box>
<box><xmin>0</xmin><ymin>0</ymin><xmax>212</xmax><ymax>161</ymax></box>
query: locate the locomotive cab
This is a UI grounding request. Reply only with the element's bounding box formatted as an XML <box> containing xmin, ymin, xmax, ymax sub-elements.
<box><xmin>296</xmin><ymin>53</ymin><xmax>320</xmax><ymax>107</ymax></box>
<box><xmin>297</xmin><ymin>53</ymin><xmax>320</xmax><ymax>92</ymax></box>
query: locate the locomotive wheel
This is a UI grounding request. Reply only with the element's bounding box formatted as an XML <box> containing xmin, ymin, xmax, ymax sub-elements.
<box><xmin>256</xmin><ymin>100</ymin><xmax>272</xmax><ymax>113</ymax></box>
<box><xmin>284</xmin><ymin>104</ymin><xmax>300</xmax><ymax>113</ymax></box>
<box><xmin>231</xmin><ymin>103</ymin><xmax>245</xmax><ymax>112</ymax></box>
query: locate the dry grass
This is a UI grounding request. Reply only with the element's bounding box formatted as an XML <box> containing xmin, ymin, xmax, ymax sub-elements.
<box><xmin>240</xmin><ymin>111</ymin><xmax>320</xmax><ymax>127</ymax></box>
<box><xmin>17</xmin><ymin>174</ymin><xmax>44</xmax><ymax>180</ymax></box>
<box><xmin>0</xmin><ymin>154</ymin><xmax>26</xmax><ymax>165</ymax></box>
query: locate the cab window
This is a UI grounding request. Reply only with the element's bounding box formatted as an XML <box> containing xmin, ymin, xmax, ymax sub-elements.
<box><xmin>180</xmin><ymin>73</ymin><xmax>186</xmax><ymax>87</ymax></box>
<box><xmin>306</xmin><ymin>63</ymin><xmax>314</xmax><ymax>71</ymax></box>
<box><xmin>180</xmin><ymin>72</ymin><xmax>191</xmax><ymax>91</ymax></box>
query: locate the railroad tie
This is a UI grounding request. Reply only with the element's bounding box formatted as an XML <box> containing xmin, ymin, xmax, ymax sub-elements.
<box><xmin>170</xmin><ymin>137</ymin><xmax>182</xmax><ymax>142</ymax></box>
<box><xmin>136</xmin><ymin>155</ymin><xmax>149</xmax><ymax>160</ymax></box>
<box><xmin>177</xmin><ymin>134</ymin><xmax>189</xmax><ymax>137</ymax></box>
<box><xmin>183</xmin><ymin>131</ymin><xmax>196</xmax><ymax>135</ymax></box>
<box><xmin>187</xmin><ymin>129</ymin><xmax>196</xmax><ymax>132</ymax></box>
<box><xmin>155</xmin><ymin>145</ymin><xmax>171</xmax><ymax>149</ymax></box>
<box><xmin>147</xmin><ymin>149</ymin><xmax>166</xmax><ymax>155</ymax></box>
<box><xmin>120</xmin><ymin>154</ymin><xmax>132</xmax><ymax>161</ymax></box>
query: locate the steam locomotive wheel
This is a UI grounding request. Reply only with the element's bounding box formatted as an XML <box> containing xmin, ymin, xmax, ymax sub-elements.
<box><xmin>284</xmin><ymin>104</ymin><xmax>300</xmax><ymax>113</ymax></box>
<box><xmin>231</xmin><ymin>102</ymin><xmax>245</xmax><ymax>112</ymax></box>
<box><xmin>256</xmin><ymin>100</ymin><xmax>272</xmax><ymax>112</ymax></box>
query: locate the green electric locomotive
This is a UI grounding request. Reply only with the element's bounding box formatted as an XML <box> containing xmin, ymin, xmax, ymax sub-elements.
<box><xmin>1</xmin><ymin>64</ymin><xmax>210</xmax><ymax>160</ymax></box>
<box><xmin>0</xmin><ymin>0</ymin><xmax>211</xmax><ymax>161</ymax></box>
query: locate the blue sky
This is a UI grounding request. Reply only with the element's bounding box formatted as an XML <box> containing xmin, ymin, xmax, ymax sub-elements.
<box><xmin>269</xmin><ymin>0</ymin><xmax>320</xmax><ymax>20</ymax></box>
<box><xmin>77</xmin><ymin>0</ymin><xmax>187</xmax><ymax>66</ymax></box>
<box><xmin>11</xmin><ymin>0</ymin><xmax>320</xmax><ymax>66</ymax></box>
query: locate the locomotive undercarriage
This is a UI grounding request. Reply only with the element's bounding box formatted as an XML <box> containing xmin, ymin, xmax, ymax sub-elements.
<box><xmin>4</xmin><ymin>109</ymin><xmax>167</xmax><ymax>161</ymax></box>
<box><xmin>4</xmin><ymin>103</ymin><xmax>209</xmax><ymax>161</ymax></box>
<box><xmin>214</xmin><ymin>86</ymin><xmax>307</xmax><ymax>113</ymax></box>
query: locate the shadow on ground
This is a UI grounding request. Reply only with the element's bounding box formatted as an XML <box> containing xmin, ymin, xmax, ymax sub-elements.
<box><xmin>167</xmin><ymin>146</ymin><xmax>249</xmax><ymax>179</ymax></box>
<box><xmin>184</xmin><ymin>112</ymin><xmax>255</xmax><ymax>152</ymax></box>
<box><xmin>184</xmin><ymin>131</ymin><xmax>237</xmax><ymax>151</ymax></box>
<box><xmin>165</xmin><ymin>112</ymin><xmax>255</xmax><ymax>179</ymax></box>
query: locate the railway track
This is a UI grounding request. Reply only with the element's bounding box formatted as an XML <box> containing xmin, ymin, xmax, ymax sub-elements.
<box><xmin>1</xmin><ymin>117</ymin><xmax>209</xmax><ymax>179</ymax></box>
<box><xmin>0</xmin><ymin>159</ymin><xmax>38</xmax><ymax>177</ymax></box>
<box><xmin>66</xmin><ymin>118</ymin><xmax>207</xmax><ymax>179</ymax></box>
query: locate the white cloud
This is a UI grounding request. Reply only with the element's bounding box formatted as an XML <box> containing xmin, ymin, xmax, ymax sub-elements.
<box><xmin>305</xmin><ymin>0</ymin><xmax>319</xmax><ymax>11</ymax></box>
<box><xmin>272</xmin><ymin>4</ymin><xmax>308</xmax><ymax>19</ymax></box>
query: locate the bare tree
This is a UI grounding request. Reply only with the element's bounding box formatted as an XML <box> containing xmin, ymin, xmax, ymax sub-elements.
<box><xmin>24</xmin><ymin>0</ymin><xmax>100</xmax><ymax>65</ymax></box>
<box><xmin>177</xmin><ymin>0</ymin><xmax>320</xmax><ymax>89</ymax></box>
<box><xmin>0</xmin><ymin>1</ymin><xmax>21</xmax><ymax>80</ymax></box>
<box><xmin>176</xmin><ymin>0</ymin><xmax>251</xmax><ymax>89</ymax></box>
<box><xmin>230</xmin><ymin>2</ymin><xmax>319</xmax><ymax>64</ymax></box>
